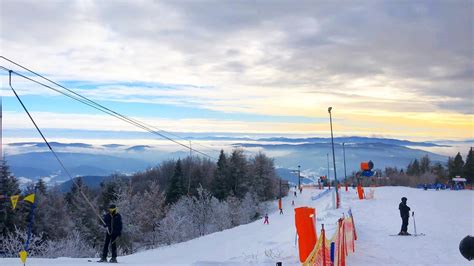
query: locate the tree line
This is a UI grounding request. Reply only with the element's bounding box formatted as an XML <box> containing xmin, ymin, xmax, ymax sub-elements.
<box><xmin>0</xmin><ymin>149</ymin><xmax>287</xmax><ymax>257</ymax></box>
<box><xmin>357</xmin><ymin>147</ymin><xmax>474</xmax><ymax>187</ymax></box>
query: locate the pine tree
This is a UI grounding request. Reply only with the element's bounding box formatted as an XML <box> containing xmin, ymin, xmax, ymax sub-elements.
<box><xmin>211</xmin><ymin>150</ymin><xmax>229</xmax><ymax>200</ymax></box>
<box><xmin>165</xmin><ymin>159</ymin><xmax>185</xmax><ymax>205</ymax></box>
<box><xmin>65</xmin><ymin>177</ymin><xmax>101</xmax><ymax>246</ymax></box>
<box><xmin>250</xmin><ymin>152</ymin><xmax>277</xmax><ymax>201</ymax></box>
<box><xmin>0</xmin><ymin>159</ymin><xmax>21</xmax><ymax>235</ymax></box>
<box><xmin>463</xmin><ymin>148</ymin><xmax>474</xmax><ymax>183</ymax></box>
<box><xmin>420</xmin><ymin>155</ymin><xmax>431</xmax><ymax>174</ymax></box>
<box><xmin>228</xmin><ymin>149</ymin><xmax>248</xmax><ymax>198</ymax></box>
<box><xmin>451</xmin><ymin>152</ymin><xmax>464</xmax><ymax>178</ymax></box>
<box><xmin>406</xmin><ymin>159</ymin><xmax>420</xmax><ymax>176</ymax></box>
<box><xmin>432</xmin><ymin>162</ymin><xmax>447</xmax><ymax>183</ymax></box>
<box><xmin>36</xmin><ymin>178</ymin><xmax>48</xmax><ymax>195</ymax></box>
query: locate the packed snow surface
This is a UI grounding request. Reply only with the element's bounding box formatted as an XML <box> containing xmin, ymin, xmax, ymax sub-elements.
<box><xmin>1</xmin><ymin>186</ymin><xmax>472</xmax><ymax>265</ymax></box>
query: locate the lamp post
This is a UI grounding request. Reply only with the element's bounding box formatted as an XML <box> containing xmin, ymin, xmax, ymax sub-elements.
<box><xmin>290</xmin><ymin>165</ymin><xmax>302</xmax><ymax>190</ymax></box>
<box><xmin>326</xmin><ymin>153</ymin><xmax>330</xmax><ymax>181</ymax></box>
<box><xmin>279</xmin><ymin>176</ymin><xmax>282</xmax><ymax>199</ymax></box>
<box><xmin>343</xmin><ymin>142</ymin><xmax>347</xmax><ymax>182</ymax></box>
<box><xmin>328</xmin><ymin>107</ymin><xmax>339</xmax><ymax>208</ymax></box>
<box><xmin>298</xmin><ymin>165</ymin><xmax>301</xmax><ymax>190</ymax></box>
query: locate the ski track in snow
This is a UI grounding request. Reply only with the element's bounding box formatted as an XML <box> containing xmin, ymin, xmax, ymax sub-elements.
<box><xmin>0</xmin><ymin>187</ymin><xmax>472</xmax><ymax>265</ymax></box>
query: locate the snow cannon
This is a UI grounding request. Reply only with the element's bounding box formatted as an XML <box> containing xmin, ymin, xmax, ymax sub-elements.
<box><xmin>360</xmin><ymin>160</ymin><xmax>375</xmax><ymax>177</ymax></box>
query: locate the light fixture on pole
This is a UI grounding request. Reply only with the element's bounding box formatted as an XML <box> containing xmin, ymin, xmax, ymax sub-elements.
<box><xmin>328</xmin><ymin>107</ymin><xmax>339</xmax><ymax>208</ymax></box>
<box><xmin>298</xmin><ymin>165</ymin><xmax>301</xmax><ymax>190</ymax></box>
<box><xmin>290</xmin><ymin>165</ymin><xmax>302</xmax><ymax>190</ymax></box>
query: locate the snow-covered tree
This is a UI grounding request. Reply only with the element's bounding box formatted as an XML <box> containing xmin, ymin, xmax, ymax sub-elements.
<box><xmin>228</xmin><ymin>149</ymin><xmax>248</xmax><ymax>198</ymax></box>
<box><xmin>159</xmin><ymin>196</ymin><xmax>196</xmax><ymax>244</ymax></box>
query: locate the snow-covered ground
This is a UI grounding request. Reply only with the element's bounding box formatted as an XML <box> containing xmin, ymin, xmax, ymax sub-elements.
<box><xmin>1</xmin><ymin>186</ymin><xmax>472</xmax><ymax>266</ymax></box>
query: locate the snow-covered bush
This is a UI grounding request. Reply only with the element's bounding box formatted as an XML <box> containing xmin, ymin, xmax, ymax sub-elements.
<box><xmin>42</xmin><ymin>230</ymin><xmax>97</xmax><ymax>258</ymax></box>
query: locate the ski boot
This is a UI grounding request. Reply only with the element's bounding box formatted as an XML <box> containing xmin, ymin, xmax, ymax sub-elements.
<box><xmin>97</xmin><ymin>257</ymin><xmax>107</xmax><ymax>263</ymax></box>
<box><xmin>109</xmin><ymin>257</ymin><xmax>118</xmax><ymax>263</ymax></box>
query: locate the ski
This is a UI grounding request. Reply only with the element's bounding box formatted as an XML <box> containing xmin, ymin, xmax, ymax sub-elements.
<box><xmin>389</xmin><ymin>233</ymin><xmax>425</xmax><ymax>236</ymax></box>
<box><xmin>88</xmin><ymin>259</ymin><xmax>114</xmax><ymax>263</ymax></box>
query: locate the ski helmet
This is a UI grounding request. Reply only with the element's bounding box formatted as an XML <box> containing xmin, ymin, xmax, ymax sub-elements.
<box><xmin>459</xmin><ymin>235</ymin><xmax>474</xmax><ymax>261</ymax></box>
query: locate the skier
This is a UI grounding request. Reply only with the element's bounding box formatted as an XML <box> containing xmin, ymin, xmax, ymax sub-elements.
<box><xmin>279</xmin><ymin>208</ymin><xmax>283</xmax><ymax>215</ymax></box>
<box><xmin>398</xmin><ymin>197</ymin><xmax>411</xmax><ymax>235</ymax></box>
<box><xmin>291</xmin><ymin>200</ymin><xmax>295</xmax><ymax>206</ymax></box>
<box><xmin>263</xmin><ymin>213</ymin><xmax>269</xmax><ymax>224</ymax></box>
<box><xmin>99</xmin><ymin>204</ymin><xmax>123</xmax><ymax>263</ymax></box>
<box><xmin>294</xmin><ymin>190</ymin><xmax>297</xmax><ymax>197</ymax></box>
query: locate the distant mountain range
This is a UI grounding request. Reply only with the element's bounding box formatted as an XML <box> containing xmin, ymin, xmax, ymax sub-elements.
<box><xmin>256</xmin><ymin>136</ymin><xmax>446</xmax><ymax>147</ymax></box>
<box><xmin>7</xmin><ymin>152</ymin><xmax>151</xmax><ymax>184</ymax></box>
<box><xmin>4</xmin><ymin>136</ymin><xmax>467</xmax><ymax>187</ymax></box>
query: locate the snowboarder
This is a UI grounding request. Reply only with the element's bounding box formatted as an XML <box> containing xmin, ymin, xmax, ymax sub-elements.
<box><xmin>99</xmin><ymin>204</ymin><xmax>123</xmax><ymax>263</ymax></box>
<box><xmin>398</xmin><ymin>197</ymin><xmax>411</xmax><ymax>235</ymax></box>
<box><xmin>263</xmin><ymin>213</ymin><xmax>269</xmax><ymax>224</ymax></box>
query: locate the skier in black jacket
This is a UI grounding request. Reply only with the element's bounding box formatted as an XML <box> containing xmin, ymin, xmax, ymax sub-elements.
<box><xmin>398</xmin><ymin>197</ymin><xmax>411</xmax><ymax>235</ymax></box>
<box><xmin>99</xmin><ymin>204</ymin><xmax>122</xmax><ymax>263</ymax></box>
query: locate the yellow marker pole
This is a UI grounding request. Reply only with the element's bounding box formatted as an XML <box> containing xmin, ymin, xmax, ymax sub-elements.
<box><xmin>10</xmin><ymin>195</ymin><xmax>20</xmax><ymax>210</ymax></box>
<box><xmin>19</xmin><ymin>250</ymin><xmax>28</xmax><ymax>265</ymax></box>
<box><xmin>23</xmin><ymin>194</ymin><xmax>35</xmax><ymax>204</ymax></box>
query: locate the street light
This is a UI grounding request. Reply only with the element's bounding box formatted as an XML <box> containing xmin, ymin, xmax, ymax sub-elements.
<box><xmin>290</xmin><ymin>165</ymin><xmax>301</xmax><ymax>190</ymax></box>
<box><xmin>328</xmin><ymin>107</ymin><xmax>339</xmax><ymax>208</ymax></box>
<box><xmin>298</xmin><ymin>165</ymin><xmax>301</xmax><ymax>190</ymax></box>
<box><xmin>343</xmin><ymin>142</ymin><xmax>347</xmax><ymax>182</ymax></box>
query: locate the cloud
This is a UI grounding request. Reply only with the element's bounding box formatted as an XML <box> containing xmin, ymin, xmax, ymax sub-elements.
<box><xmin>1</xmin><ymin>0</ymin><xmax>472</xmax><ymax>139</ymax></box>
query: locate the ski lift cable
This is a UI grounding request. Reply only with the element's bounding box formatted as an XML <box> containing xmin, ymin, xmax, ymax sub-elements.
<box><xmin>7</xmin><ymin>70</ymin><xmax>107</xmax><ymax>227</ymax></box>
<box><xmin>0</xmin><ymin>65</ymin><xmax>216</xmax><ymax>160</ymax></box>
<box><xmin>0</xmin><ymin>66</ymin><xmax>189</xmax><ymax>151</ymax></box>
<box><xmin>0</xmin><ymin>64</ymin><xmax>215</xmax><ymax>159</ymax></box>
<box><xmin>0</xmin><ymin>56</ymin><xmax>220</xmax><ymax>155</ymax></box>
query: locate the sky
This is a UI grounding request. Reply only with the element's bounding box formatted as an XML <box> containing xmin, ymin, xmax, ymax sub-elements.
<box><xmin>0</xmin><ymin>0</ymin><xmax>473</xmax><ymax>144</ymax></box>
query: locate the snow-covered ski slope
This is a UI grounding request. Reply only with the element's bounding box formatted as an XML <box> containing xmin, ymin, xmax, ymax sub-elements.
<box><xmin>1</xmin><ymin>186</ymin><xmax>472</xmax><ymax>266</ymax></box>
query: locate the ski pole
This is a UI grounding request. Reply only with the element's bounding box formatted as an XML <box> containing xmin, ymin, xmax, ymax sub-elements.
<box><xmin>412</xmin><ymin>211</ymin><xmax>417</xmax><ymax>235</ymax></box>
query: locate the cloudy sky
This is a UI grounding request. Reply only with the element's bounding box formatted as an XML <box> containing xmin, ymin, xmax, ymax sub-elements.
<box><xmin>0</xmin><ymin>0</ymin><xmax>472</xmax><ymax>144</ymax></box>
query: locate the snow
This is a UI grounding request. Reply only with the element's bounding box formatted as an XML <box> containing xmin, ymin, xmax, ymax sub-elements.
<box><xmin>1</xmin><ymin>186</ymin><xmax>472</xmax><ymax>266</ymax></box>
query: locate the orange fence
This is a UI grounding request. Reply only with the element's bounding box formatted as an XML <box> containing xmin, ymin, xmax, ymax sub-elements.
<box><xmin>299</xmin><ymin>210</ymin><xmax>357</xmax><ymax>266</ymax></box>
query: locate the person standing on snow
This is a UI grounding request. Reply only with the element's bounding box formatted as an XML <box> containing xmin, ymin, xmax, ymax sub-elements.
<box><xmin>99</xmin><ymin>204</ymin><xmax>123</xmax><ymax>263</ymax></box>
<box><xmin>263</xmin><ymin>213</ymin><xmax>269</xmax><ymax>224</ymax></box>
<box><xmin>398</xmin><ymin>197</ymin><xmax>411</xmax><ymax>235</ymax></box>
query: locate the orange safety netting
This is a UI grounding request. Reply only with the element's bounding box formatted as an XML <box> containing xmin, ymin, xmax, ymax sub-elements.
<box><xmin>302</xmin><ymin>214</ymin><xmax>356</xmax><ymax>266</ymax></box>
